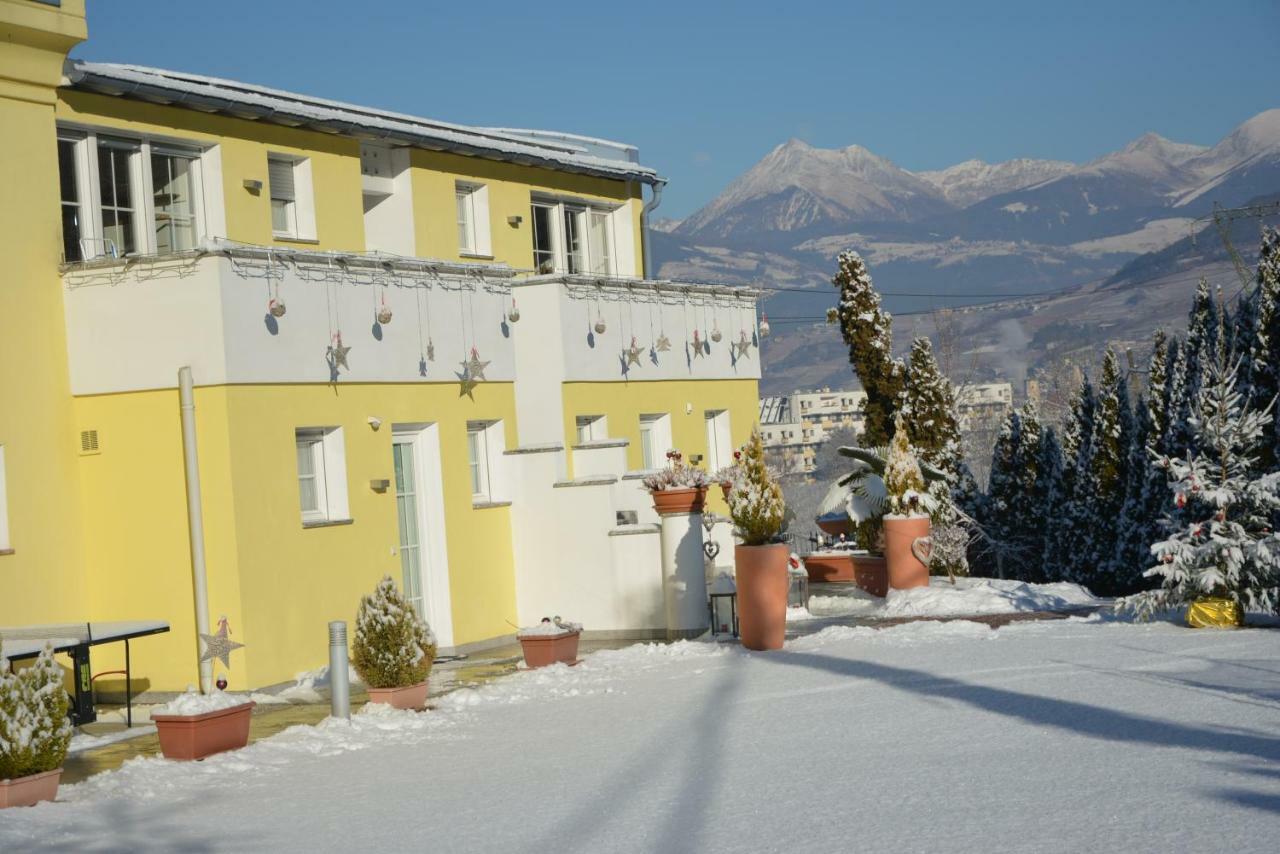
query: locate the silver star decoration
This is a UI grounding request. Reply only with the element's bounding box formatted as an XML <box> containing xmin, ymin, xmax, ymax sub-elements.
<box><xmin>327</xmin><ymin>336</ymin><xmax>352</xmax><ymax>371</ymax></box>
<box><xmin>465</xmin><ymin>348</ymin><xmax>490</xmax><ymax>382</ymax></box>
<box><xmin>625</xmin><ymin>338</ymin><xmax>644</xmax><ymax>367</ymax></box>
<box><xmin>734</xmin><ymin>332</ymin><xmax>752</xmax><ymax>360</ymax></box>
<box><xmin>199</xmin><ymin>622</ymin><xmax>245</xmax><ymax>670</ymax></box>
<box><xmin>655</xmin><ymin>334</ymin><xmax>671</xmax><ymax>352</ymax></box>
<box><xmin>426</xmin><ymin>339</ymin><xmax>435</xmax><ymax>362</ymax></box>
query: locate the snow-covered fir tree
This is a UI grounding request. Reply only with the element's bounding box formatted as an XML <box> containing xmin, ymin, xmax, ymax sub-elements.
<box><xmin>832</xmin><ymin>251</ymin><xmax>904</xmax><ymax>446</ymax></box>
<box><xmin>1110</xmin><ymin>401</ymin><xmax>1165</xmax><ymax>596</ymax></box>
<box><xmin>1170</xmin><ymin>279</ymin><xmax>1219</xmax><ymax>457</ymax></box>
<box><xmin>352</xmin><ymin>576</ymin><xmax>437</xmax><ymax>689</ymax></box>
<box><xmin>884</xmin><ymin>412</ymin><xmax>932</xmax><ymax>517</ymax></box>
<box><xmin>1119</xmin><ymin>354</ymin><xmax>1280</xmax><ymax>620</ymax></box>
<box><xmin>1161</xmin><ymin>336</ymin><xmax>1187</xmax><ymax>457</ymax></box>
<box><xmin>1082</xmin><ymin>349</ymin><xmax>1134</xmax><ymax>590</ymax></box>
<box><xmin>986</xmin><ymin>408</ymin><xmax>1023</xmax><ymax>576</ymax></box>
<box><xmin>1031</xmin><ymin>426</ymin><xmax>1065</xmax><ymax>583</ymax></box>
<box><xmin>1146</xmin><ymin>329</ymin><xmax>1169</xmax><ymax>446</ymax></box>
<box><xmin>728</xmin><ymin>428</ymin><xmax>787</xmax><ymax>544</ymax></box>
<box><xmin>0</xmin><ymin>642</ymin><xmax>71</xmax><ymax>780</ymax></box>
<box><xmin>900</xmin><ymin>336</ymin><xmax>961</xmax><ymax>471</ymax></box>
<box><xmin>1044</xmin><ymin>379</ymin><xmax>1098</xmax><ymax>583</ymax></box>
<box><xmin>1243</xmin><ymin>228</ymin><xmax>1279</xmax><ymax>470</ymax></box>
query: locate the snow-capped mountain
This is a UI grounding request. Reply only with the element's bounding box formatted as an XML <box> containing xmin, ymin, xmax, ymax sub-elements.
<box><xmin>676</xmin><ymin>139</ymin><xmax>951</xmax><ymax>241</ymax></box>
<box><xmin>1174</xmin><ymin>109</ymin><xmax>1280</xmax><ymax>208</ymax></box>
<box><xmin>917</xmin><ymin>158</ymin><xmax>1075</xmax><ymax>207</ymax></box>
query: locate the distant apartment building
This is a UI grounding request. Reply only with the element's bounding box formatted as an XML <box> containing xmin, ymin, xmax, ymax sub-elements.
<box><xmin>761</xmin><ymin>382</ymin><xmax>1013</xmax><ymax>473</ymax></box>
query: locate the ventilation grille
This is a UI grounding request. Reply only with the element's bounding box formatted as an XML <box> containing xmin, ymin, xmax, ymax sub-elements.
<box><xmin>79</xmin><ymin>429</ymin><xmax>100</xmax><ymax>455</ymax></box>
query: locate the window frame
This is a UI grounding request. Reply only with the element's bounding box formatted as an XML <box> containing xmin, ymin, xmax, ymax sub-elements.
<box><xmin>268</xmin><ymin>154</ymin><xmax>316</xmax><ymax>241</ymax></box>
<box><xmin>295</xmin><ymin>427</ymin><xmax>349</xmax><ymax>525</ymax></box>
<box><xmin>704</xmin><ymin>409</ymin><xmax>733</xmax><ymax>473</ymax></box>
<box><xmin>466</xmin><ymin>420</ymin><xmax>506</xmax><ymax>503</ymax></box>
<box><xmin>0</xmin><ymin>445</ymin><xmax>10</xmax><ymax>553</ymax></box>
<box><xmin>455</xmin><ymin>182</ymin><xmax>491</xmax><ymax>258</ymax></box>
<box><xmin>638</xmin><ymin>413</ymin><xmax>672</xmax><ymax>470</ymax></box>
<box><xmin>575</xmin><ymin>414</ymin><xmax>608</xmax><ymax>444</ymax></box>
<box><xmin>528</xmin><ymin>196</ymin><xmax>620</xmax><ymax>276</ymax></box>
<box><xmin>56</xmin><ymin>126</ymin><xmax>212</xmax><ymax>262</ymax></box>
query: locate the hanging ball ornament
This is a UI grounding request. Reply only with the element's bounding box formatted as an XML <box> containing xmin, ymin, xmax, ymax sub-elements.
<box><xmin>758</xmin><ymin>313</ymin><xmax>771</xmax><ymax>337</ymax></box>
<box><xmin>377</xmin><ymin>305</ymin><xmax>393</xmax><ymax>325</ymax></box>
<box><xmin>710</xmin><ymin>325</ymin><xmax>722</xmax><ymax>343</ymax></box>
<box><xmin>595</xmin><ymin>318</ymin><xmax>607</xmax><ymax>335</ymax></box>
<box><xmin>215</xmin><ymin>675</ymin><xmax>229</xmax><ymax>691</ymax></box>
<box><xmin>826</xmin><ymin>307</ymin><xmax>839</xmax><ymax>324</ymax></box>
<box><xmin>269</xmin><ymin>298</ymin><xmax>287</xmax><ymax>318</ymax></box>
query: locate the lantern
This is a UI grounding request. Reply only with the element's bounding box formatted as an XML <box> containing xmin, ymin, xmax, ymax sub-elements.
<box><xmin>708</xmin><ymin>573</ymin><xmax>738</xmax><ymax>637</ymax></box>
<box><xmin>787</xmin><ymin>555</ymin><xmax>809</xmax><ymax>611</ymax></box>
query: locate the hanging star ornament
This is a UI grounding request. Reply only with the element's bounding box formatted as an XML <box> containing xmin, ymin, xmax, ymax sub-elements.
<box><xmin>625</xmin><ymin>336</ymin><xmax>644</xmax><ymax>368</ymax></box>
<box><xmin>465</xmin><ymin>346</ymin><xmax>490</xmax><ymax>382</ymax></box>
<box><xmin>426</xmin><ymin>339</ymin><xmax>435</xmax><ymax>362</ymax></box>
<box><xmin>691</xmin><ymin>330</ymin><xmax>704</xmax><ymax>359</ymax></box>
<box><xmin>456</xmin><ymin>364</ymin><xmax>479</xmax><ymax>400</ymax></box>
<box><xmin>655</xmin><ymin>333</ymin><xmax>671</xmax><ymax>352</ymax></box>
<box><xmin>734</xmin><ymin>331</ymin><xmax>752</xmax><ymax>360</ymax></box>
<box><xmin>327</xmin><ymin>333</ymin><xmax>352</xmax><ymax>371</ymax></box>
<box><xmin>199</xmin><ymin>618</ymin><xmax>245</xmax><ymax>670</ymax></box>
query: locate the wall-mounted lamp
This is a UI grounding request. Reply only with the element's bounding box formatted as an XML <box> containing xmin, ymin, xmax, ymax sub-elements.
<box><xmin>243</xmin><ymin>178</ymin><xmax>263</xmax><ymax>193</ymax></box>
<box><xmin>369</xmin><ymin>479</ymin><xmax>391</xmax><ymax>493</ymax></box>
<box><xmin>367</xmin><ymin>416</ymin><xmax>382</xmax><ymax>430</ymax></box>
<box><xmin>685</xmin><ymin>402</ymin><xmax>693</xmax><ymax>415</ymax></box>
<box><xmin>507</xmin><ymin>215</ymin><xmax>523</xmax><ymax>227</ymax></box>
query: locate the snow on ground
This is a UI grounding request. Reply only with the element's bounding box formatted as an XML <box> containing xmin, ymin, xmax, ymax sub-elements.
<box><xmin>804</xmin><ymin>575</ymin><xmax>1100</xmax><ymax>620</ymax></box>
<box><xmin>4</xmin><ymin>616</ymin><xmax>1280</xmax><ymax>852</ymax></box>
<box><xmin>67</xmin><ymin>726</ymin><xmax>156</xmax><ymax>755</ymax></box>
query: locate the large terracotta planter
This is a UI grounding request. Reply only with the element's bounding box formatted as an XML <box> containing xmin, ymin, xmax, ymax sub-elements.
<box><xmin>651</xmin><ymin>487</ymin><xmax>707</xmax><ymax>515</ymax></box>
<box><xmin>884</xmin><ymin>515</ymin><xmax>931</xmax><ymax>590</ymax></box>
<box><xmin>153</xmin><ymin>701</ymin><xmax>255</xmax><ymax>761</ymax></box>
<box><xmin>804</xmin><ymin>552</ymin><xmax>888</xmax><ymax>598</ymax></box>
<box><xmin>815</xmin><ymin>513</ymin><xmax>853</xmax><ymax>538</ymax></box>
<box><xmin>519</xmin><ymin>631</ymin><xmax>581</xmax><ymax>668</ymax></box>
<box><xmin>366</xmin><ymin>681</ymin><xmax>430</xmax><ymax>710</ymax></box>
<box><xmin>735</xmin><ymin>543</ymin><xmax>790</xmax><ymax>651</ymax></box>
<box><xmin>0</xmin><ymin>768</ymin><xmax>61</xmax><ymax>808</ymax></box>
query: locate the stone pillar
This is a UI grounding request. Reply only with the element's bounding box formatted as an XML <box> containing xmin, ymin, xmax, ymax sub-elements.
<box><xmin>658</xmin><ymin>509</ymin><xmax>710</xmax><ymax>640</ymax></box>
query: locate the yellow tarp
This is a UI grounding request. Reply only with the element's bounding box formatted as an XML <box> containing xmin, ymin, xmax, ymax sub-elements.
<box><xmin>1185</xmin><ymin>597</ymin><xmax>1244</xmax><ymax>628</ymax></box>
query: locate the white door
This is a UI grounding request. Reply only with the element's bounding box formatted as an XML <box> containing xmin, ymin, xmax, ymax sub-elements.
<box><xmin>705</xmin><ymin>410</ymin><xmax>732</xmax><ymax>472</ymax></box>
<box><xmin>391</xmin><ymin>425</ymin><xmax>454</xmax><ymax>647</ymax></box>
<box><xmin>392</xmin><ymin>438</ymin><xmax>426</xmax><ymax>617</ymax></box>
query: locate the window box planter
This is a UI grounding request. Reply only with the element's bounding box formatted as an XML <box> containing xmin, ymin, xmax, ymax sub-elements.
<box><xmin>0</xmin><ymin>768</ymin><xmax>62</xmax><ymax>809</ymax></box>
<box><xmin>804</xmin><ymin>552</ymin><xmax>888</xmax><ymax>598</ymax></box>
<box><xmin>651</xmin><ymin>487</ymin><xmax>707</xmax><ymax>515</ymax></box>
<box><xmin>153</xmin><ymin>701</ymin><xmax>255</xmax><ymax>761</ymax></box>
<box><xmin>735</xmin><ymin>543</ymin><xmax>790</xmax><ymax>650</ymax></box>
<box><xmin>884</xmin><ymin>515</ymin><xmax>931</xmax><ymax>590</ymax></box>
<box><xmin>366</xmin><ymin>681</ymin><xmax>429</xmax><ymax>710</ymax></box>
<box><xmin>519</xmin><ymin>630</ymin><xmax>581</xmax><ymax>668</ymax></box>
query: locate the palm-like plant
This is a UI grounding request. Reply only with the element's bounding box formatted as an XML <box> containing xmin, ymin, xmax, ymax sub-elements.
<box><xmin>816</xmin><ymin>443</ymin><xmax>947</xmax><ymax>543</ymax></box>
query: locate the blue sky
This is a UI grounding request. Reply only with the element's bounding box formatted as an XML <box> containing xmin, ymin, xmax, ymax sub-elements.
<box><xmin>73</xmin><ymin>0</ymin><xmax>1279</xmax><ymax>219</ymax></box>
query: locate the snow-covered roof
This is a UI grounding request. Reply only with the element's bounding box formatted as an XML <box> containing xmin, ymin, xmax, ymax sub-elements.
<box><xmin>62</xmin><ymin>61</ymin><xmax>663</xmax><ymax>186</ymax></box>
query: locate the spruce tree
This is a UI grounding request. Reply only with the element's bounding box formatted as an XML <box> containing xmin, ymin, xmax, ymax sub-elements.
<box><xmin>1147</xmin><ymin>329</ymin><xmax>1169</xmax><ymax>446</ymax></box>
<box><xmin>1044</xmin><ymin>380</ymin><xmax>1098</xmax><ymax>583</ymax></box>
<box><xmin>1031</xmin><ymin>426</ymin><xmax>1065</xmax><ymax>583</ymax></box>
<box><xmin>1171</xmin><ymin>279</ymin><xmax>1218</xmax><ymax>456</ymax></box>
<box><xmin>832</xmin><ymin>251</ymin><xmax>905</xmax><ymax>446</ymax></box>
<box><xmin>1111</xmin><ymin>401</ymin><xmax>1165</xmax><ymax>596</ymax></box>
<box><xmin>1245</xmin><ymin>228</ymin><xmax>1279</xmax><ymax>470</ymax></box>
<box><xmin>986</xmin><ymin>409</ymin><xmax>1023</xmax><ymax>578</ymax></box>
<box><xmin>1085</xmin><ymin>349</ymin><xmax>1134</xmax><ymax>589</ymax></box>
<box><xmin>1162</xmin><ymin>336</ymin><xmax>1187</xmax><ymax>457</ymax></box>
<box><xmin>900</xmin><ymin>336</ymin><xmax>961</xmax><ymax>471</ymax></box>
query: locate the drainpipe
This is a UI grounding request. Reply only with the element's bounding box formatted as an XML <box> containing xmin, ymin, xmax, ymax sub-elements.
<box><xmin>640</xmin><ymin>178</ymin><xmax>667</xmax><ymax>280</ymax></box>
<box><xmin>179</xmin><ymin>366</ymin><xmax>214</xmax><ymax>693</ymax></box>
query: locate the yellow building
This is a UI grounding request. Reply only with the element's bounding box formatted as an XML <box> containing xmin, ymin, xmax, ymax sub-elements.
<box><xmin>0</xmin><ymin>2</ymin><xmax>761</xmax><ymax>694</ymax></box>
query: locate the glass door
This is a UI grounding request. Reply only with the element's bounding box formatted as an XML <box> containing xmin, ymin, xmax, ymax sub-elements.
<box><xmin>393</xmin><ymin>439</ymin><xmax>425</xmax><ymax>617</ymax></box>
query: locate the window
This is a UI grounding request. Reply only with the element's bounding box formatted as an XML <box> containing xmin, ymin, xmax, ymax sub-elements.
<box><xmin>455</xmin><ymin>183</ymin><xmax>491</xmax><ymax>256</ymax></box>
<box><xmin>466</xmin><ymin>420</ymin><xmax>505</xmax><ymax>502</ymax></box>
<box><xmin>58</xmin><ymin>137</ymin><xmax>83</xmax><ymax>262</ymax></box>
<box><xmin>638</xmin><ymin>414</ymin><xmax>671</xmax><ymax>470</ymax></box>
<box><xmin>528</xmin><ymin>198</ymin><xmax>620</xmax><ymax>275</ymax></box>
<box><xmin>704</xmin><ymin>410</ymin><xmax>733</xmax><ymax>472</ymax></box>
<box><xmin>269</xmin><ymin>155</ymin><xmax>299</xmax><ymax>237</ymax></box>
<box><xmin>295</xmin><ymin>427</ymin><xmax>349</xmax><ymax>524</ymax></box>
<box><xmin>0</xmin><ymin>445</ymin><xmax>9</xmax><ymax>553</ymax></box>
<box><xmin>56</xmin><ymin>129</ymin><xmax>212</xmax><ymax>261</ymax></box>
<box><xmin>575</xmin><ymin>415</ymin><xmax>607</xmax><ymax>444</ymax></box>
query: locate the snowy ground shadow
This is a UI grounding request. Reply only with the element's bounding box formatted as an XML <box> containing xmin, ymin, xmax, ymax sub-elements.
<box><xmin>528</xmin><ymin>659</ymin><xmax>744</xmax><ymax>853</ymax></box>
<box><xmin>17</xmin><ymin>788</ymin><xmax>242</xmax><ymax>852</ymax></box>
<box><xmin>765</xmin><ymin>651</ymin><xmax>1280</xmax><ymax>762</ymax></box>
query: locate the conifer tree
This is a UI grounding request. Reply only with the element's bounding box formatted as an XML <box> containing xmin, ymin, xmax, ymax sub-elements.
<box><xmin>985</xmin><ymin>402</ymin><xmax>1043</xmax><ymax>580</ymax></box>
<box><xmin>1031</xmin><ymin>426</ymin><xmax>1065</xmax><ymax>583</ymax></box>
<box><xmin>900</xmin><ymin>336</ymin><xmax>961</xmax><ymax>471</ymax></box>
<box><xmin>832</xmin><ymin>251</ymin><xmax>905</xmax><ymax>446</ymax></box>
<box><xmin>986</xmin><ymin>409</ymin><xmax>1023</xmax><ymax>578</ymax></box>
<box><xmin>1244</xmin><ymin>228</ymin><xmax>1279</xmax><ymax>470</ymax></box>
<box><xmin>352</xmin><ymin>576</ymin><xmax>437</xmax><ymax>689</ymax></box>
<box><xmin>1044</xmin><ymin>380</ymin><xmax>1097</xmax><ymax>583</ymax></box>
<box><xmin>1171</xmin><ymin>279</ymin><xmax>1218</xmax><ymax>456</ymax></box>
<box><xmin>1162</xmin><ymin>336</ymin><xmax>1187</xmax><ymax>457</ymax></box>
<box><xmin>1084</xmin><ymin>349</ymin><xmax>1134</xmax><ymax>587</ymax></box>
<box><xmin>1147</xmin><ymin>329</ymin><xmax>1169</xmax><ymax>445</ymax></box>
<box><xmin>1110</xmin><ymin>401</ymin><xmax>1165</xmax><ymax>596</ymax></box>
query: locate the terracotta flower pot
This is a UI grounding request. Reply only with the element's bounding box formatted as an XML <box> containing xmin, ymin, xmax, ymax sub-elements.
<box><xmin>651</xmin><ymin>487</ymin><xmax>707</xmax><ymax>515</ymax></box>
<box><xmin>153</xmin><ymin>701</ymin><xmax>255</xmax><ymax>761</ymax></box>
<box><xmin>0</xmin><ymin>768</ymin><xmax>62</xmax><ymax>809</ymax></box>
<box><xmin>735</xmin><ymin>543</ymin><xmax>790</xmax><ymax>650</ymax></box>
<box><xmin>720</xmin><ymin>482</ymin><xmax>733</xmax><ymax>502</ymax></box>
<box><xmin>519</xmin><ymin>631</ymin><xmax>581</xmax><ymax>668</ymax></box>
<box><xmin>884</xmin><ymin>516</ymin><xmax>931</xmax><ymax>590</ymax></box>
<box><xmin>815</xmin><ymin>514</ymin><xmax>853</xmax><ymax>538</ymax></box>
<box><xmin>366</xmin><ymin>681</ymin><xmax>429</xmax><ymax>710</ymax></box>
<box><xmin>804</xmin><ymin>553</ymin><xmax>888</xmax><ymax>598</ymax></box>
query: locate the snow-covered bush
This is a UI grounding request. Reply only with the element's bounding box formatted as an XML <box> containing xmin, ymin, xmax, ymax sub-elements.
<box><xmin>1119</xmin><ymin>356</ymin><xmax>1280</xmax><ymax>620</ymax></box>
<box><xmin>728</xmin><ymin>429</ymin><xmax>786</xmax><ymax>546</ymax></box>
<box><xmin>352</xmin><ymin>577</ymin><xmax>437</xmax><ymax>689</ymax></box>
<box><xmin>884</xmin><ymin>413</ymin><xmax>937</xmax><ymax>518</ymax></box>
<box><xmin>713</xmin><ymin>448</ymin><xmax>744</xmax><ymax>486</ymax></box>
<box><xmin>642</xmin><ymin>449</ymin><xmax>711</xmax><ymax>491</ymax></box>
<box><xmin>0</xmin><ymin>643</ymin><xmax>72</xmax><ymax>780</ymax></box>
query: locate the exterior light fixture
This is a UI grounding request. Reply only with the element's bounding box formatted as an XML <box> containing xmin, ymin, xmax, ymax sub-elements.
<box><xmin>243</xmin><ymin>178</ymin><xmax>263</xmax><ymax>192</ymax></box>
<box><xmin>708</xmin><ymin>573</ymin><xmax>738</xmax><ymax>638</ymax></box>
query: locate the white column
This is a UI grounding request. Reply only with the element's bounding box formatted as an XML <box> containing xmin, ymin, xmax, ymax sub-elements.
<box><xmin>658</xmin><ymin>510</ymin><xmax>710</xmax><ymax>639</ymax></box>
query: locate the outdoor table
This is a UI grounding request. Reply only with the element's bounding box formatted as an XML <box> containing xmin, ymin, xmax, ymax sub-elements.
<box><xmin>1</xmin><ymin>620</ymin><xmax>170</xmax><ymax>726</ymax></box>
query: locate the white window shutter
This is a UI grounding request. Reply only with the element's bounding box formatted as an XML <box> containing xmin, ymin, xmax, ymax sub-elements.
<box><xmin>268</xmin><ymin>157</ymin><xmax>296</xmax><ymax>202</ymax></box>
<box><xmin>473</xmin><ymin>185</ymin><xmax>491</xmax><ymax>256</ymax></box>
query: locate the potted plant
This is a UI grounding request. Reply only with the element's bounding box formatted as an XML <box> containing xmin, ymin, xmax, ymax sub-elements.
<box><xmin>152</xmin><ymin>688</ymin><xmax>255</xmax><ymax>761</ymax></box>
<box><xmin>726</xmin><ymin>429</ymin><xmax>789</xmax><ymax>650</ymax></box>
<box><xmin>517</xmin><ymin>617</ymin><xmax>583</xmax><ymax>668</ymax></box>
<box><xmin>713</xmin><ymin>450</ymin><xmax>743</xmax><ymax>501</ymax></box>
<box><xmin>0</xmin><ymin>643</ymin><xmax>71</xmax><ymax>808</ymax></box>
<box><xmin>353</xmin><ymin>575</ymin><xmax>437</xmax><ymax>710</ymax></box>
<box><xmin>881</xmin><ymin>414</ymin><xmax>935</xmax><ymax>591</ymax></box>
<box><xmin>643</xmin><ymin>449</ymin><xmax>711</xmax><ymax>515</ymax></box>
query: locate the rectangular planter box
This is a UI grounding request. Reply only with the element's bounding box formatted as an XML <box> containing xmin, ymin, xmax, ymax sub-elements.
<box><xmin>805</xmin><ymin>552</ymin><xmax>888</xmax><ymax>598</ymax></box>
<box><xmin>519</xmin><ymin>631</ymin><xmax>581</xmax><ymax>668</ymax></box>
<box><xmin>0</xmin><ymin>768</ymin><xmax>61</xmax><ymax>809</ymax></box>
<box><xmin>153</xmin><ymin>701</ymin><xmax>255</xmax><ymax>761</ymax></box>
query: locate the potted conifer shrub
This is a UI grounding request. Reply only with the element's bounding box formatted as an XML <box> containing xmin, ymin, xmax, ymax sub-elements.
<box><xmin>0</xmin><ymin>643</ymin><xmax>72</xmax><ymax>807</ymax></box>
<box><xmin>353</xmin><ymin>576</ymin><xmax>437</xmax><ymax>710</ymax></box>
<box><xmin>518</xmin><ymin>617</ymin><xmax>583</xmax><ymax>668</ymax></box>
<box><xmin>727</xmin><ymin>429</ymin><xmax>789</xmax><ymax>650</ymax></box>
<box><xmin>643</xmin><ymin>449</ymin><xmax>711</xmax><ymax>515</ymax></box>
<box><xmin>882</xmin><ymin>413</ymin><xmax>935</xmax><ymax>591</ymax></box>
<box><xmin>152</xmin><ymin>689</ymin><xmax>256</xmax><ymax>761</ymax></box>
